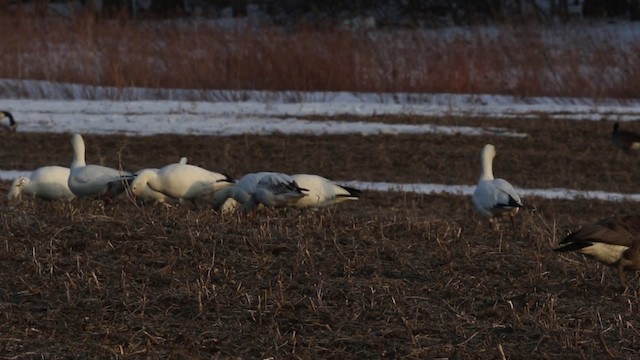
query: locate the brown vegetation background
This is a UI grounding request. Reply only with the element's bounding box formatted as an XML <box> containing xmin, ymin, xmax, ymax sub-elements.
<box><xmin>0</xmin><ymin>12</ymin><xmax>639</xmax><ymax>98</ymax></box>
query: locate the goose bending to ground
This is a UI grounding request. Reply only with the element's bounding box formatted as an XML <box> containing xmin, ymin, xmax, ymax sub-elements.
<box><xmin>212</xmin><ymin>172</ymin><xmax>276</xmax><ymax>213</ymax></box>
<box><xmin>290</xmin><ymin>174</ymin><xmax>361</xmax><ymax>208</ymax></box>
<box><xmin>472</xmin><ymin>144</ymin><xmax>522</xmax><ymax>230</ymax></box>
<box><xmin>7</xmin><ymin>166</ymin><xmax>75</xmax><ymax>201</ymax></box>
<box><xmin>145</xmin><ymin>162</ymin><xmax>234</xmax><ymax>206</ymax></box>
<box><xmin>0</xmin><ymin>111</ymin><xmax>17</xmax><ymax>132</ymax></box>
<box><xmin>554</xmin><ymin>215</ymin><xmax>640</xmax><ymax>287</ymax></box>
<box><xmin>130</xmin><ymin>157</ymin><xmax>188</xmax><ymax>204</ymax></box>
<box><xmin>243</xmin><ymin>173</ymin><xmax>307</xmax><ymax>212</ymax></box>
<box><xmin>68</xmin><ymin>133</ymin><xmax>135</xmax><ymax>199</ymax></box>
<box><xmin>612</xmin><ymin>122</ymin><xmax>640</xmax><ymax>153</ymax></box>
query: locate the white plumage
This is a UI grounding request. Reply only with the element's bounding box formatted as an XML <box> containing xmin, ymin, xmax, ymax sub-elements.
<box><xmin>0</xmin><ymin>111</ymin><xmax>17</xmax><ymax>132</ymax></box>
<box><xmin>243</xmin><ymin>173</ymin><xmax>307</xmax><ymax>211</ymax></box>
<box><xmin>472</xmin><ymin>144</ymin><xmax>522</xmax><ymax>229</ymax></box>
<box><xmin>290</xmin><ymin>174</ymin><xmax>361</xmax><ymax>208</ymax></box>
<box><xmin>145</xmin><ymin>162</ymin><xmax>234</xmax><ymax>206</ymax></box>
<box><xmin>7</xmin><ymin>166</ymin><xmax>75</xmax><ymax>201</ymax></box>
<box><xmin>68</xmin><ymin>133</ymin><xmax>134</xmax><ymax>198</ymax></box>
<box><xmin>212</xmin><ymin>172</ymin><xmax>275</xmax><ymax>213</ymax></box>
<box><xmin>130</xmin><ymin>157</ymin><xmax>188</xmax><ymax>204</ymax></box>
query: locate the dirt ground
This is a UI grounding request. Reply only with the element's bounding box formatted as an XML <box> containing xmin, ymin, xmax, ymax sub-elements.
<box><xmin>2</xmin><ymin>116</ymin><xmax>640</xmax><ymax>359</ymax></box>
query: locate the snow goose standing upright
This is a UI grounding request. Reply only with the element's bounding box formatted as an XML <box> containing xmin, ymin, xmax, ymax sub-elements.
<box><xmin>68</xmin><ymin>133</ymin><xmax>135</xmax><ymax>199</ymax></box>
<box><xmin>7</xmin><ymin>166</ymin><xmax>75</xmax><ymax>201</ymax></box>
<box><xmin>290</xmin><ymin>174</ymin><xmax>361</xmax><ymax>208</ymax></box>
<box><xmin>243</xmin><ymin>173</ymin><xmax>307</xmax><ymax>212</ymax></box>
<box><xmin>554</xmin><ymin>215</ymin><xmax>640</xmax><ymax>287</ymax></box>
<box><xmin>612</xmin><ymin>122</ymin><xmax>640</xmax><ymax>153</ymax></box>
<box><xmin>472</xmin><ymin>144</ymin><xmax>522</xmax><ymax>230</ymax></box>
<box><xmin>145</xmin><ymin>162</ymin><xmax>234</xmax><ymax>207</ymax></box>
<box><xmin>0</xmin><ymin>111</ymin><xmax>17</xmax><ymax>132</ymax></box>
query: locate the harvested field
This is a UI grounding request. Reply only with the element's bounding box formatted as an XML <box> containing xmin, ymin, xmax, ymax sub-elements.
<box><xmin>2</xmin><ymin>116</ymin><xmax>640</xmax><ymax>359</ymax></box>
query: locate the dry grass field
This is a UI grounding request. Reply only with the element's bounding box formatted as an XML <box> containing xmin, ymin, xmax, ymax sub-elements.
<box><xmin>2</xmin><ymin>116</ymin><xmax>640</xmax><ymax>358</ymax></box>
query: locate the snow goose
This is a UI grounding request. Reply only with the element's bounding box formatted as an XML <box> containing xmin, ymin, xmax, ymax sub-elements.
<box><xmin>7</xmin><ymin>166</ymin><xmax>75</xmax><ymax>201</ymax></box>
<box><xmin>472</xmin><ymin>144</ymin><xmax>522</xmax><ymax>230</ymax></box>
<box><xmin>612</xmin><ymin>122</ymin><xmax>640</xmax><ymax>153</ymax></box>
<box><xmin>0</xmin><ymin>111</ymin><xmax>17</xmax><ymax>132</ymax></box>
<box><xmin>290</xmin><ymin>174</ymin><xmax>361</xmax><ymax>208</ymax></box>
<box><xmin>554</xmin><ymin>215</ymin><xmax>640</xmax><ymax>287</ymax></box>
<box><xmin>130</xmin><ymin>157</ymin><xmax>188</xmax><ymax>204</ymax></box>
<box><xmin>68</xmin><ymin>133</ymin><xmax>135</xmax><ymax>199</ymax></box>
<box><xmin>212</xmin><ymin>172</ymin><xmax>276</xmax><ymax>213</ymax></box>
<box><xmin>146</xmin><ymin>162</ymin><xmax>234</xmax><ymax>206</ymax></box>
<box><xmin>243</xmin><ymin>173</ymin><xmax>307</xmax><ymax>212</ymax></box>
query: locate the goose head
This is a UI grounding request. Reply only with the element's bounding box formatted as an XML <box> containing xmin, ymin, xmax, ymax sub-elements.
<box><xmin>130</xmin><ymin>169</ymin><xmax>157</xmax><ymax>196</ymax></box>
<box><xmin>0</xmin><ymin>111</ymin><xmax>17</xmax><ymax>132</ymax></box>
<box><xmin>7</xmin><ymin>177</ymin><xmax>29</xmax><ymax>200</ymax></box>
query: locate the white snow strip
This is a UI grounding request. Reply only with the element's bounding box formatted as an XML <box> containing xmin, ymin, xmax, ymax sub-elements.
<box><xmin>0</xmin><ymin>170</ymin><xmax>32</xmax><ymax>181</ymax></box>
<box><xmin>1</xmin><ymin>80</ymin><xmax>640</xmax><ymax>124</ymax></box>
<box><xmin>10</xmin><ymin>113</ymin><xmax>527</xmax><ymax>137</ymax></box>
<box><xmin>341</xmin><ymin>181</ymin><xmax>640</xmax><ymax>202</ymax></box>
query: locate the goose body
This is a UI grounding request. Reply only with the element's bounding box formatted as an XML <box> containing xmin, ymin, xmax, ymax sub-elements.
<box><xmin>0</xmin><ymin>111</ymin><xmax>17</xmax><ymax>132</ymax></box>
<box><xmin>212</xmin><ymin>172</ymin><xmax>275</xmax><ymax>212</ymax></box>
<box><xmin>130</xmin><ymin>157</ymin><xmax>188</xmax><ymax>204</ymax></box>
<box><xmin>243</xmin><ymin>173</ymin><xmax>307</xmax><ymax>211</ymax></box>
<box><xmin>68</xmin><ymin>134</ymin><xmax>134</xmax><ymax>198</ymax></box>
<box><xmin>554</xmin><ymin>215</ymin><xmax>640</xmax><ymax>286</ymax></box>
<box><xmin>7</xmin><ymin>166</ymin><xmax>75</xmax><ymax>201</ymax></box>
<box><xmin>146</xmin><ymin>163</ymin><xmax>234</xmax><ymax>205</ymax></box>
<box><xmin>290</xmin><ymin>174</ymin><xmax>361</xmax><ymax>208</ymax></box>
<box><xmin>612</xmin><ymin>122</ymin><xmax>640</xmax><ymax>153</ymax></box>
<box><xmin>471</xmin><ymin>144</ymin><xmax>522</xmax><ymax>229</ymax></box>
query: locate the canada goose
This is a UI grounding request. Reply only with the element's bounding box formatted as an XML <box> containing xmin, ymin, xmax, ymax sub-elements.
<box><xmin>554</xmin><ymin>215</ymin><xmax>640</xmax><ymax>287</ymax></box>
<box><xmin>68</xmin><ymin>133</ymin><xmax>135</xmax><ymax>199</ymax></box>
<box><xmin>243</xmin><ymin>173</ymin><xmax>307</xmax><ymax>212</ymax></box>
<box><xmin>612</xmin><ymin>122</ymin><xmax>640</xmax><ymax>153</ymax></box>
<box><xmin>290</xmin><ymin>174</ymin><xmax>361</xmax><ymax>208</ymax></box>
<box><xmin>145</xmin><ymin>162</ymin><xmax>234</xmax><ymax>207</ymax></box>
<box><xmin>0</xmin><ymin>111</ymin><xmax>17</xmax><ymax>132</ymax></box>
<box><xmin>7</xmin><ymin>166</ymin><xmax>75</xmax><ymax>201</ymax></box>
<box><xmin>472</xmin><ymin>144</ymin><xmax>522</xmax><ymax>230</ymax></box>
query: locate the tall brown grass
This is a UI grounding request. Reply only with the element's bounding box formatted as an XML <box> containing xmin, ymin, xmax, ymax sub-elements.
<box><xmin>1</xmin><ymin>11</ymin><xmax>639</xmax><ymax>98</ymax></box>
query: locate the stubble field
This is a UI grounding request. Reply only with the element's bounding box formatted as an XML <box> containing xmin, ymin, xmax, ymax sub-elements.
<box><xmin>2</xmin><ymin>116</ymin><xmax>640</xmax><ymax>359</ymax></box>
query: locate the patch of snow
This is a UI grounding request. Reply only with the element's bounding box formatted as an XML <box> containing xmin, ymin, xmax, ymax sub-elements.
<box><xmin>343</xmin><ymin>181</ymin><xmax>640</xmax><ymax>202</ymax></box>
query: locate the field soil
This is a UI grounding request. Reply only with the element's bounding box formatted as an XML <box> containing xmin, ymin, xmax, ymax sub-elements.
<box><xmin>2</xmin><ymin>116</ymin><xmax>640</xmax><ymax>358</ymax></box>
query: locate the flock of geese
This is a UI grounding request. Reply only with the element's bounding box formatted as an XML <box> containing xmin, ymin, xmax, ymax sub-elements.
<box><xmin>4</xmin><ymin>113</ymin><xmax>640</xmax><ymax>288</ymax></box>
<box><xmin>7</xmin><ymin>133</ymin><xmax>362</xmax><ymax>213</ymax></box>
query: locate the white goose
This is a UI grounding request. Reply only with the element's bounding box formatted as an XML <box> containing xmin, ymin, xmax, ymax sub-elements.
<box><xmin>212</xmin><ymin>172</ymin><xmax>276</xmax><ymax>213</ymax></box>
<box><xmin>472</xmin><ymin>144</ymin><xmax>522</xmax><ymax>229</ymax></box>
<box><xmin>0</xmin><ymin>111</ymin><xmax>17</xmax><ymax>132</ymax></box>
<box><xmin>290</xmin><ymin>174</ymin><xmax>361</xmax><ymax>208</ymax></box>
<box><xmin>145</xmin><ymin>162</ymin><xmax>234</xmax><ymax>206</ymax></box>
<box><xmin>68</xmin><ymin>133</ymin><xmax>135</xmax><ymax>199</ymax></box>
<box><xmin>243</xmin><ymin>173</ymin><xmax>307</xmax><ymax>212</ymax></box>
<box><xmin>7</xmin><ymin>166</ymin><xmax>75</xmax><ymax>201</ymax></box>
<box><xmin>130</xmin><ymin>157</ymin><xmax>188</xmax><ymax>204</ymax></box>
